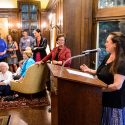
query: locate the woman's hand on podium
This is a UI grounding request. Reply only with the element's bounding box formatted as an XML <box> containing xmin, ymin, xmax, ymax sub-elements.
<box><xmin>80</xmin><ymin>64</ymin><xmax>96</xmax><ymax>75</ymax></box>
<box><xmin>80</xmin><ymin>64</ymin><xmax>91</xmax><ymax>73</ymax></box>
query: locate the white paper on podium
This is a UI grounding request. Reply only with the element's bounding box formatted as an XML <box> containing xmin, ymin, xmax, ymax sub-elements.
<box><xmin>66</xmin><ymin>69</ymin><xmax>94</xmax><ymax>79</ymax></box>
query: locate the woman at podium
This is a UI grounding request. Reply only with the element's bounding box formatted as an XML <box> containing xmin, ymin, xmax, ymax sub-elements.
<box><xmin>80</xmin><ymin>32</ymin><xmax>125</xmax><ymax>125</ymax></box>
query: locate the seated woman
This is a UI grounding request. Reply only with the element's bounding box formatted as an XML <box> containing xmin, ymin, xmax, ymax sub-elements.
<box><xmin>0</xmin><ymin>62</ymin><xmax>13</xmax><ymax>96</ymax></box>
<box><xmin>19</xmin><ymin>50</ymin><xmax>35</xmax><ymax>81</ymax></box>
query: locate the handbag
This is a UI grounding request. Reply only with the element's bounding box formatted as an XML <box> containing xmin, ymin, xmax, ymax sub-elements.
<box><xmin>10</xmin><ymin>54</ymin><xmax>17</xmax><ymax>58</ymax></box>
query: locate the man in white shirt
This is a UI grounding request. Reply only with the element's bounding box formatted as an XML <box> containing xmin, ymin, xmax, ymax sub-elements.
<box><xmin>0</xmin><ymin>62</ymin><xmax>13</xmax><ymax>95</ymax></box>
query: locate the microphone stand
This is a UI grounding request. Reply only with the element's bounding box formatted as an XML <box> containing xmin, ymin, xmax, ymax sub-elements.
<box><xmin>60</xmin><ymin>53</ymin><xmax>90</xmax><ymax>76</ymax></box>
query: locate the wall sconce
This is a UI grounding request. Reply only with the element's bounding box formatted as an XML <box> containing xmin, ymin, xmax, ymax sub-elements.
<box><xmin>16</xmin><ymin>23</ymin><xmax>22</xmax><ymax>29</ymax></box>
<box><xmin>48</xmin><ymin>13</ymin><xmax>55</xmax><ymax>29</ymax></box>
<box><xmin>49</xmin><ymin>13</ymin><xmax>53</xmax><ymax>23</ymax></box>
<box><xmin>57</xmin><ymin>15</ymin><xmax>63</xmax><ymax>32</ymax></box>
<box><xmin>8</xmin><ymin>22</ymin><xmax>21</xmax><ymax>33</ymax></box>
<box><xmin>41</xmin><ymin>22</ymin><xmax>47</xmax><ymax>29</ymax></box>
<box><xmin>48</xmin><ymin>13</ymin><xmax>63</xmax><ymax>33</ymax></box>
<box><xmin>41</xmin><ymin>22</ymin><xmax>48</xmax><ymax>34</ymax></box>
<box><xmin>8</xmin><ymin>23</ymin><xmax>21</xmax><ymax>28</ymax></box>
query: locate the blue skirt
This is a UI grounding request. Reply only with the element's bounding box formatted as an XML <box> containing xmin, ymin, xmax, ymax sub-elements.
<box><xmin>101</xmin><ymin>107</ymin><xmax>125</xmax><ymax>125</ymax></box>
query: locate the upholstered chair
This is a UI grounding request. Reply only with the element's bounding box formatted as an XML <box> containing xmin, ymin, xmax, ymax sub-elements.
<box><xmin>10</xmin><ymin>63</ymin><xmax>48</xmax><ymax>94</ymax></box>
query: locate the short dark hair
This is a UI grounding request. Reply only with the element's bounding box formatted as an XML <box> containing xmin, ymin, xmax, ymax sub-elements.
<box><xmin>56</xmin><ymin>33</ymin><xmax>66</xmax><ymax>42</ymax></box>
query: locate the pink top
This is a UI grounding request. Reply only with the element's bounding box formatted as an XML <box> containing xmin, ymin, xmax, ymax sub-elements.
<box><xmin>35</xmin><ymin>38</ymin><xmax>42</xmax><ymax>62</ymax></box>
<box><xmin>36</xmin><ymin>52</ymin><xmax>41</xmax><ymax>62</ymax></box>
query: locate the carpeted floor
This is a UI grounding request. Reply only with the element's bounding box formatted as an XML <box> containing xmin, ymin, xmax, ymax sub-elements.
<box><xmin>0</xmin><ymin>92</ymin><xmax>50</xmax><ymax>110</ymax></box>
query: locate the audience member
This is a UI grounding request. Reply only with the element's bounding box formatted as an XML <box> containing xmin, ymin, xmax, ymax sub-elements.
<box><xmin>80</xmin><ymin>32</ymin><xmax>125</xmax><ymax>125</ymax></box>
<box><xmin>33</xmin><ymin>29</ymin><xmax>47</xmax><ymax>62</ymax></box>
<box><xmin>19</xmin><ymin>30</ymin><xmax>34</xmax><ymax>54</ymax></box>
<box><xmin>6</xmin><ymin>34</ymin><xmax>18</xmax><ymax>72</ymax></box>
<box><xmin>19</xmin><ymin>50</ymin><xmax>35</xmax><ymax>81</ymax></box>
<box><xmin>25</xmin><ymin>46</ymin><xmax>33</xmax><ymax>58</ymax></box>
<box><xmin>0</xmin><ymin>62</ymin><xmax>13</xmax><ymax>96</ymax></box>
<box><xmin>0</xmin><ymin>34</ymin><xmax>8</xmax><ymax>62</ymax></box>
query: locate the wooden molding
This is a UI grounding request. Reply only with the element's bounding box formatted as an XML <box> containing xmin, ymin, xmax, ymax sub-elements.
<box><xmin>0</xmin><ymin>8</ymin><xmax>18</xmax><ymax>13</ymax></box>
<box><xmin>96</xmin><ymin>6</ymin><xmax>125</xmax><ymax>21</ymax></box>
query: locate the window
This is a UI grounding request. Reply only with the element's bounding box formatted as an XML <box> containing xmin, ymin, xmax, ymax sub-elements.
<box><xmin>98</xmin><ymin>0</ymin><xmax>125</xmax><ymax>8</ymax></box>
<box><xmin>21</xmin><ymin>3</ymin><xmax>39</xmax><ymax>36</ymax></box>
<box><xmin>97</xmin><ymin>21</ymin><xmax>125</xmax><ymax>65</ymax></box>
<box><xmin>94</xmin><ymin>0</ymin><xmax>125</xmax><ymax>67</ymax></box>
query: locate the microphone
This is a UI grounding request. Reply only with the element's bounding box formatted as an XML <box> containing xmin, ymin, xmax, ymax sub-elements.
<box><xmin>60</xmin><ymin>48</ymin><xmax>101</xmax><ymax>76</ymax></box>
<box><xmin>60</xmin><ymin>53</ymin><xmax>90</xmax><ymax>76</ymax></box>
<box><xmin>82</xmin><ymin>48</ymin><xmax>101</xmax><ymax>54</ymax></box>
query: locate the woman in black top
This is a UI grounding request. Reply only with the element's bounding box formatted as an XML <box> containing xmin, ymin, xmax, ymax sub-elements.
<box><xmin>80</xmin><ymin>32</ymin><xmax>125</xmax><ymax>125</ymax></box>
<box><xmin>33</xmin><ymin>29</ymin><xmax>47</xmax><ymax>62</ymax></box>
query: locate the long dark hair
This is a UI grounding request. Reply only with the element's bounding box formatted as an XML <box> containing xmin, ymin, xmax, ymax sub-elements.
<box><xmin>109</xmin><ymin>32</ymin><xmax>125</xmax><ymax>73</ymax></box>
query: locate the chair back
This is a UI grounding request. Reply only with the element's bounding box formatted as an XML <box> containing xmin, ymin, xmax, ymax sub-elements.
<box><xmin>11</xmin><ymin>63</ymin><xmax>48</xmax><ymax>94</ymax></box>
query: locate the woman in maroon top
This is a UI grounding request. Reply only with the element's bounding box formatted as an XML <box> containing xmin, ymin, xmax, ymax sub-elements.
<box><xmin>38</xmin><ymin>34</ymin><xmax>71</xmax><ymax>67</ymax></box>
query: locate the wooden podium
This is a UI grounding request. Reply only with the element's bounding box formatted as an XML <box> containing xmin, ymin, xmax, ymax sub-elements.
<box><xmin>47</xmin><ymin>63</ymin><xmax>107</xmax><ymax>125</ymax></box>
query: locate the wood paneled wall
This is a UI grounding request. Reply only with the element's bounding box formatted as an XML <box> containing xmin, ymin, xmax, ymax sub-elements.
<box><xmin>40</xmin><ymin>11</ymin><xmax>50</xmax><ymax>46</ymax></box>
<box><xmin>0</xmin><ymin>8</ymin><xmax>20</xmax><ymax>42</ymax></box>
<box><xmin>0</xmin><ymin>8</ymin><xmax>50</xmax><ymax>45</ymax></box>
<box><xmin>0</xmin><ymin>7</ymin><xmax>50</xmax><ymax>61</ymax></box>
<box><xmin>63</xmin><ymin>0</ymin><xmax>93</xmax><ymax>69</ymax></box>
<box><xmin>46</xmin><ymin>0</ymin><xmax>64</xmax><ymax>49</ymax></box>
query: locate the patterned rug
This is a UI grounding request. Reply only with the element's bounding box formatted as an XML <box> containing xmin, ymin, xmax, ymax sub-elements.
<box><xmin>0</xmin><ymin>93</ymin><xmax>50</xmax><ymax>110</ymax></box>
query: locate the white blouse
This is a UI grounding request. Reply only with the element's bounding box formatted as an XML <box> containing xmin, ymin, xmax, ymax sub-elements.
<box><xmin>0</xmin><ymin>71</ymin><xmax>13</xmax><ymax>85</ymax></box>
